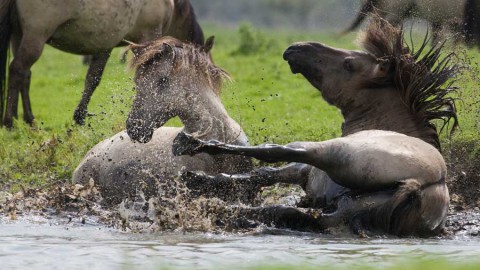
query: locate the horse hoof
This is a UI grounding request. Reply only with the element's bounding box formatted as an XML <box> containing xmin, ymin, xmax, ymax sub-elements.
<box><xmin>3</xmin><ymin>118</ymin><xmax>14</xmax><ymax>129</ymax></box>
<box><xmin>73</xmin><ymin>109</ymin><xmax>87</xmax><ymax>125</ymax></box>
<box><xmin>172</xmin><ymin>132</ymin><xmax>204</xmax><ymax>156</ymax></box>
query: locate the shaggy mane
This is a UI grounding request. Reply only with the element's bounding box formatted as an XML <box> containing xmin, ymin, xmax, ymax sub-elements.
<box><xmin>359</xmin><ymin>17</ymin><xmax>460</xmax><ymax>149</ymax></box>
<box><xmin>129</xmin><ymin>36</ymin><xmax>229</xmax><ymax>95</ymax></box>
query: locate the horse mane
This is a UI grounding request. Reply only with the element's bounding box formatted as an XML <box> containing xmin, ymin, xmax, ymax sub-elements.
<box><xmin>129</xmin><ymin>36</ymin><xmax>229</xmax><ymax>95</ymax></box>
<box><xmin>359</xmin><ymin>18</ymin><xmax>460</xmax><ymax>149</ymax></box>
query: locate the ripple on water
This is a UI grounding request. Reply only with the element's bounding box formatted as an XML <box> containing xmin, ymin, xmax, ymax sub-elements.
<box><xmin>2</xmin><ymin>214</ymin><xmax>480</xmax><ymax>270</ymax></box>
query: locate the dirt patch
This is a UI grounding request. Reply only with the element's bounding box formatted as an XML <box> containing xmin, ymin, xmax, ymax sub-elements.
<box><xmin>445</xmin><ymin>141</ymin><xmax>480</xmax><ymax>208</ymax></box>
<box><xmin>1</xmin><ymin>178</ymin><xmax>479</xmax><ymax>237</ymax></box>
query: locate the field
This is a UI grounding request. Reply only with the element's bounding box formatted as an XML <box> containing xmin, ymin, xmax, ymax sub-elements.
<box><xmin>0</xmin><ymin>23</ymin><xmax>479</xmax><ymax>191</ymax></box>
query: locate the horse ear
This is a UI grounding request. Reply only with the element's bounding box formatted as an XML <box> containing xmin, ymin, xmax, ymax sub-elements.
<box><xmin>375</xmin><ymin>58</ymin><xmax>391</xmax><ymax>78</ymax></box>
<box><xmin>160</xmin><ymin>42</ymin><xmax>174</xmax><ymax>56</ymax></box>
<box><xmin>202</xmin><ymin>36</ymin><xmax>215</xmax><ymax>53</ymax></box>
<box><xmin>124</xmin><ymin>40</ymin><xmax>146</xmax><ymax>58</ymax></box>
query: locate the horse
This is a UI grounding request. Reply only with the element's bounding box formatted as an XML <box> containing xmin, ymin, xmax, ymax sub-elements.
<box><xmin>0</xmin><ymin>0</ymin><xmax>205</xmax><ymax>128</ymax></box>
<box><xmin>72</xmin><ymin>36</ymin><xmax>252</xmax><ymax>205</ymax></box>
<box><xmin>344</xmin><ymin>0</ymin><xmax>480</xmax><ymax>46</ymax></box>
<box><xmin>171</xmin><ymin>18</ymin><xmax>460</xmax><ymax>237</ymax></box>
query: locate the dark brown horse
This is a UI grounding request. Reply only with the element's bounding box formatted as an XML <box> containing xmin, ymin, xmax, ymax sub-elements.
<box><xmin>172</xmin><ymin>19</ymin><xmax>460</xmax><ymax>237</ymax></box>
<box><xmin>0</xmin><ymin>0</ymin><xmax>204</xmax><ymax>127</ymax></box>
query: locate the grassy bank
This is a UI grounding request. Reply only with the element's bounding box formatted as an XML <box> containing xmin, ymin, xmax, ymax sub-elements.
<box><xmin>0</xmin><ymin>23</ymin><xmax>478</xmax><ymax>191</ymax></box>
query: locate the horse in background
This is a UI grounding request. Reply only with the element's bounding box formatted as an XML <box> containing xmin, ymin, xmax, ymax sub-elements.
<box><xmin>344</xmin><ymin>0</ymin><xmax>480</xmax><ymax>46</ymax></box>
<box><xmin>0</xmin><ymin>0</ymin><xmax>205</xmax><ymax>127</ymax></box>
<box><xmin>73</xmin><ymin>37</ymin><xmax>252</xmax><ymax>205</ymax></box>
<box><xmin>172</xmin><ymin>18</ymin><xmax>460</xmax><ymax>237</ymax></box>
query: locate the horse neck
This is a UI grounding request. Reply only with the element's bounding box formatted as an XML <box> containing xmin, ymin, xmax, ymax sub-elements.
<box><xmin>166</xmin><ymin>0</ymin><xmax>204</xmax><ymax>45</ymax></box>
<box><xmin>340</xmin><ymin>87</ymin><xmax>440</xmax><ymax>148</ymax></box>
<box><xmin>180</xmin><ymin>89</ymin><xmax>247</xmax><ymax>145</ymax></box>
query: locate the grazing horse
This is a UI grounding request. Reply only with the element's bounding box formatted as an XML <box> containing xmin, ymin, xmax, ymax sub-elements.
<box><xmin>0</xmin><ymin>0</ymin><xmax>205</xmax><ymax>127</ymax></box>
<box><xmin>172</xmin><ymin>19</ymin><xmax>460</xmax><ymax>237</ymax></box>
<box><xmin>344</xmin><ymin>0</ymin><xmax>480</xmax><ymax>45</ymax></box>
<box><xmin>73</xmin><ymin>37</ymin><xmax>252</xmax><ymax>204</ymax></box>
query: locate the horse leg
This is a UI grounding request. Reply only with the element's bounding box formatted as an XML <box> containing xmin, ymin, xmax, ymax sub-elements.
<box><xmin>19</xmin><ymin>70</ymin><xmax>33</xmax><ymax>124</ymax></box>
<box><xmin>9</xmin><ymin>31</ymin><xmax>21</xmax><ymax>120</ymax></box>
<box><xmin>73</xmin><ymin>51</ymin><xmax>112</xmax><ymax>125</ymax></box>
<box><xmin>173</xmin><ymin>132</ymin><xmax>315</xmax><ymax>164</ymax></box>
<box><xmin>181</xmin><ymin>163</ymin><xmax>313</xmax><ymax>203</ymax></box>
<box><xmin>4</xmin><ymin>36</ymin><xmax>47</xmax><ymax>128</ymax></box>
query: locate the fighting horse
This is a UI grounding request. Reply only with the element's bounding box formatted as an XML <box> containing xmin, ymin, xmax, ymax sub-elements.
<box><xmin>73</xmin><ymin>37</ymin><xmax>252</xmax><ymax>204</ymax></box>
<box><xmin>172</xmin><ymin>19</ymin><xmax>460</xmax><ymax>237</ymax></box>
<box><xmin>344</xmin><ymin>0</ymin><xmax>480</xmax><ymax>46</ymax></box>
<box><xmin>0</xmin><ymin>0</ymin><xmax>204</xmax><ymax>127</ymax></box>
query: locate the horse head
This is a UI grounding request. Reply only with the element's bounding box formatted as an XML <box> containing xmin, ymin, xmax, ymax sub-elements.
<box><xmin>126</xmin><ymin>36</ymin><xmax>226</xmax><ymax>143</ymax></box>
<box><xmin>284</xmin><ymin>17</ymin><xmax>460</xmax><ymax>149</ymax></box>
<box><xmin>283</xmin><ymin>42</ymin><xmax>391</xmax><ymax>108</ymax></box>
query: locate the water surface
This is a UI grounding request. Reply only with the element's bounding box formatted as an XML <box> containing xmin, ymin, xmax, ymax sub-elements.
<box><xmin>1</xmin><ymin>215</ymin><xmax>479</xmax><ymax>270</ymax></box>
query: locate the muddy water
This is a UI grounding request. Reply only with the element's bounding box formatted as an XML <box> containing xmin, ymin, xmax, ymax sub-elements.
<box><xmin>2</xmin><ymin>215</ymin><xmax>480</xmax><ymax>270</ymax></box>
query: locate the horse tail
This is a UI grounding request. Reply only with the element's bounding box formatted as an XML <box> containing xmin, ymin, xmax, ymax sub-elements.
<box><xmin>0</xmin><ymin>0</ymin><xmax>14</xmax><ymax>124</ymax></box>
<box><xmin>342</xmin><ymin>0</ymin><xmax>379</xmax><ymax>34</ymax></box>
<box><xmin>464</xmin><ymin>0</ymin><xmax>480</xmax><ymax>47</ymax></box>
<box><xmin>362</xmin><ymin>178</ymin><xmax>448</xmax><ymax>237</ymax></box>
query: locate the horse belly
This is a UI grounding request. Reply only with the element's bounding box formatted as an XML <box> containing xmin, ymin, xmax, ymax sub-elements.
<box><xmin>47</xmin><ymin>0</ymin><xmax>145</xmax><ymax>54</ymax></box>
<box><xmin>416</xmin><ymin>0</ymin><xmax>465</xmax><ymax>23</ymax></box>
<box><xmin>380</xmin><ymin>0</ymin><xmax>413</xmax><ymax>22</ymax></box>
<box><xmin>324</xmin><ymin>134</ymin><xmax>446</xmax><ymax>191</ymax></box>
<box><xmin>73</xmin><ymin>128</ymin><xmax>240</xmax><ymax>204</ymax></box>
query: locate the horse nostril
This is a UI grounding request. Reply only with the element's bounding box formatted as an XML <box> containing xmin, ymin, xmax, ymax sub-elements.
<box><xmin>283</xmin><ymin>47</ymin><xmax>297</xmax><ymax>60</ymax></box>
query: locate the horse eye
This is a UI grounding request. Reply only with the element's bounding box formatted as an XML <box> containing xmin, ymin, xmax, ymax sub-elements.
<box><xmin>343</xmin><ymin>58</ymin><xmax>354</xmax><ymax>72</ymax></box>
<box><xmin>157</xmin><ymin>77</ymin><xmax>169</xmax><ymax>87</ymax></box>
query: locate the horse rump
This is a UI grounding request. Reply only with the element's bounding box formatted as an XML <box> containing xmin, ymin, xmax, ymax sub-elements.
<box><xmin>359</xmin><ymin>178</ymin><xmax>448</xmax><ymax>237</ymax></box>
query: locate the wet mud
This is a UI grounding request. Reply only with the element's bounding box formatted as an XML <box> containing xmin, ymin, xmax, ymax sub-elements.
<box><xmin>1</xmin><ymin>163</ymin><xmax>479</xmax><ymax>238</ymax></box>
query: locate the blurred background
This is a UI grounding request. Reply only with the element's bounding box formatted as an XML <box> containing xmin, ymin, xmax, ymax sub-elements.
<box><xmin>191</xmin><ymin>0</ymin><xmax>360</xmax><ymax>30</ymax></box>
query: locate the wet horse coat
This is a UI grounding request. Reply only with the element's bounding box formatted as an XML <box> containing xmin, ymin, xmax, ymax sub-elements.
<box><xmin>73</xmin><ymin>37</ymin><xmax>252</xmax><ymax>204</ymax></box>
<box><xmin>0</xmin><ymin>0</ymin><xmax>204</xmax><ymax>127</ymax></box>
<box><xmin>172</xmin><ymin>19</ymin><xmax>459</xmax><ymax>237</ymax></box>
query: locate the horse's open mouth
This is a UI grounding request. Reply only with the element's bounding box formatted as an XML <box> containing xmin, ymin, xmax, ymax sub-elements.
<box><xmin>286</xmin><ymin>60</ymin><xmax>322</xmax><ymax>84</ymax></box>
<box><xmin>287</xmin><ymin>60</ymin><xmax>303</xmax><ymax>74</ymax></box>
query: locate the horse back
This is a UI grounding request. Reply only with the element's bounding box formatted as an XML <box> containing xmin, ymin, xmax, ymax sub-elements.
<box><xmin>15</xmin><ymin>0</ymin><xmax>175</xmax><ymax>54</ymax></box>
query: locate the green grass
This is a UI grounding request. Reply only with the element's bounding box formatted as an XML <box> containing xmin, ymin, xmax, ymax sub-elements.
<box><xmin>246</xmin><ymin>260</ymin><xmax>480</xmax><ymax>270</ymax></box>
<box><xmin>0</xmin><ymin>23</ymin><xmax>478</xmax><ymax>189</ymax></box>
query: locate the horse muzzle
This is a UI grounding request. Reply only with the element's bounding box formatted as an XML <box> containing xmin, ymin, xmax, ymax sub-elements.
<box><xmin>126</xmin><ymin>118</ymin><xmax>154</xmax><ymax>143</ymax></box>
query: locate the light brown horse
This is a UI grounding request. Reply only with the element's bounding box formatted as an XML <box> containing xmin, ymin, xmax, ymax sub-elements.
<box><xmin>344</xmin><ymin>0</ymin><xmax>480</xmax><ymax>45</ymax></box>
<box><xmin>172</xmin><ymin>19</ymin><xmax>460</xmax><ymax>237</ymax></box>
<box><xmin>0</xmin><ymin>0</ymin><xmax>204</xmax><ymax>127</ymax></box>
<box><xmin>73</xmin><ymin>37</ymin><xmax>252</xmax><ymax>205</ymax></box>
